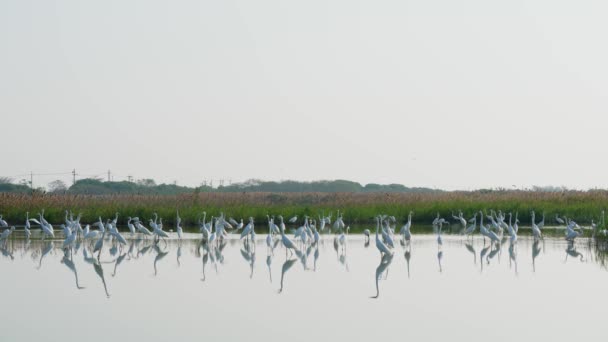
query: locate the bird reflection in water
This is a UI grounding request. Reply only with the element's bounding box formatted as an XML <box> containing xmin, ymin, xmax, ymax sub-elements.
<box><xmin>176</xmin><ymin>242</ymin><xmax>182</xmax><ymax>267</ymax></box>
<box><xmin>153</xmin><ymin>244</ymin><xmax>169</xmax><ymax>276</ymax></box>
<box><xmin>479</xmin><ymin>242</ymin><xmax>491</xmax><ymax>274</ymax></box>
<box><xmin>61</xmin><ymin>249</ymin><xmax>85</xmax><ymax>290</ymax></box>
<box><xmin>371</xmin><ymin>252</ymin><xmax>393</xmax><ymax>299</ymax></box>
<box><xmin>93</xmin><ymin>259</ymin><xmax>110</xmax><ymax>298</ymax></box>
<box><xmin>37</xmin><ymin>241</ymin><xmax>54</xmax><ymax>270</ymax></box>
<box><xmin>266</xmin><ymin>253</ymin><xmax>272</xmax><ymax>283</ymax></box>
<box><xmin>240</xmin><ymin>239</ymin><xmax>256</xmax><ymax>279</ymax></box>
<box><xmin>278</xmin><ymin>257</ymin><xmax>297</xmax><ymax>294</ymax></box>
<box><xmin>112</xmin><ymin>251</ymin><xmax>127</xmax><ymax>277</ymax></box>
<box><xmin>464</xmin><ymin>242</ymin><xmax>476</xmax><ymax>265</ymax></box>
<box><xmin>508</xmin><ymin>242</ymin><xmax>518</xmax><ymax>275</ymax></box>
<box><xmin>404</xmin><ymin>245</ymin><xmax>412</xmax><ymax>278</ymax></box>
<box><xmin>565</xmin><ymin>242</ymin><xmax>584</xmax><ymax>262</ymax></box>
<box><xmin>532</xmin><ymin>240</ymin><xmax>541</xmax><ymax>272</ymax></box>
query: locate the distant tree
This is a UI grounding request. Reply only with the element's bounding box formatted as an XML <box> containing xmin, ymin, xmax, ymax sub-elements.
<box><xmin>0</xmin><ymin>177</ymin><xmax>13</xmax><ymax>184</ymax></box>
<box><xmin>137</xmin><ymin>179</ymin><xmax>157</xmax><ymax>187</ymax></box>
<box><xmin>48</xmin><ymin>180</ymin><xmax>68</xmax><ymax>193</ymax></box>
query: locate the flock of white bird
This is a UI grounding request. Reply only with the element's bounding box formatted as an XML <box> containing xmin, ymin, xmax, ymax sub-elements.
<box><xmin>2</xmin><ymin>208</ymin><xmax>607</xmax><ymax>298</ymax></box>
<box><xmin>0</xmin><ymin>209</ymin><xmax>606</xmax><ymax>259</ymax></box>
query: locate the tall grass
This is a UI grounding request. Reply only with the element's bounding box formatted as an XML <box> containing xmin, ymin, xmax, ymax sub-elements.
<box><xmin>1</xmin><ymin>190</ymin><xmax>607</xmax><ymax>226</ymax></box>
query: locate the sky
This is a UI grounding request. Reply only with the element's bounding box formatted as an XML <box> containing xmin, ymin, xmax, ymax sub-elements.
<box><xmin>1</xmin><ymin>0</ymin><xmax>608</xmax><ymax>191</ymax></box>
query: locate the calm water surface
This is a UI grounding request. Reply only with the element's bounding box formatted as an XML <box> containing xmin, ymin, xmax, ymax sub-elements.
<box><xmin>1</xmin><ymin>232</ymin><xmax>607</xmax><ymax>341</ymax></box>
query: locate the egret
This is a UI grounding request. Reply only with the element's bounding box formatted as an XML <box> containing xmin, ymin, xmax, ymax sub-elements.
<box><xmin>63</xmin><ymin>227</ymin><xmax>77</xmax><ymax>249</ymax></box>
<box><xmin>401</xmin><ymin>211</ymin><xmax>413</xmax><ymax>242</ymax></box>
<box><xmin>24</xmin><ymin>212</ymin><xmax>31</xmax><ymax>239</ymax></box>
<box><xmin>508</xmin><ymin>213</ymin><xmax>518</xmax><ymax>244</ymax></box>
<box><xmin>375</xmin><ymin>216</ymin><xmax>393</xmax><ymax>256</ymax></box>
<box><xmin>437</xmin><ymin>221</ymin><xmax>443</xmax><ymax>246</ymax></box>
<box><xmin>463</xmin><ymin>213</ymin><xmax>477</xmax><ymax>237</ymax></box>
<box><xmin>0</xmin><ymin>215</ymin><xmax>8</xmax><ymax>227</ymax></box>
<box><xmin>363</xmin><ymin>229</ymin><xmax>370</xmax><ymax>242</ymax></box>
<box><xmin>0</xmin><ymin>226</ymin><xmax>15</xmax><ymax>240</ymax></box>
<box><xmin>30</xmin><ymin>213</ymin><xmax>54</xmax><ymax>239</ymax></box>
<box><xmin>555</xmin><ymin>214</ymin><xmax>565</xmax><ymax>225</ymax></box>
<box><xmin>266</xmin><ymin>219</ymin><xmax>274</xmax><ymax>253</ymax></box>
<box><xmin>150</xmin><ymin>217</ymin><xmax>169</xmax><ymax>243</ymax></box>
<box><xmin>279</xmin><ymin>216</ymin><xmax>298</xmax><ymax>256</ymax></box>
<box><xmin>513</xmin><ymin>212</ymin><xmax>520</xmax><ymax>234</ymax></box>
<box><xmin>176</xmin><ymin>210</ymin><xmax>183</xmax><ymax>240</ymax></box>
<box><xmin>531</xmin><ymin>211</ymin><xmax>542</xmax><ymax>240</ymax></box>
<box><xmin>208</xmin><ymin>218</ymin><xmax>217</xmax><ymax>246</ymax></box>
<box><xmin>127</xmin><ymin>217</ymin><xmax>136</xmax><ymax>235</ymax></box>
<box><xmin>108</xmin><ymin>224</ymin><xmax>127</xmax><ymax>245</ymax></box>
<box><xmin>93</xmin><ymin>231</ymin><xmax>106</xmax><ymax>259</ymax></box>
<box><xmin>241</xmin><ymin>217</ymin><xmax>254</xmax><ymax>241</ymax></box>
<box><xmin>537</xmin><ymin>212</ymin><xmax>546</xmax><ymax>230</ymax></box>
<box><xmin>83</xmin><ymin>224</ymin><xmax>100</xmax><ymax>240</ymax></box>
<box><xmin>288</xmin><ymin>216</ymin><xmax>297</xmax><ymax>224</ymax></box>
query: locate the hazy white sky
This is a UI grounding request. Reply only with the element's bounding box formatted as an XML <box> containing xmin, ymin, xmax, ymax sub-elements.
<box><xmin>1</xmin><ymin>0</ymin><xmax>607</xmax><ymax>190</ymax></box>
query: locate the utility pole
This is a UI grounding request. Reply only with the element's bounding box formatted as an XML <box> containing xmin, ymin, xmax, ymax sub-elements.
<box><xmin>30</xmin><ymin>171</ymin><xmax>33</xmax><ymax>193</ymax></box>
<box><xmin>72</xmin><ymin>169</ymin><xmax>76</xmax><ymax>185</ymax></box>
<box><xmin>107</xmin><ymin>170</ymin><xmax>111</xmax><ymax>182</ymax></box>
<box><xmin>127</xmin><ymin>175</ymin><xmax>133</xmax><ymax>183</ymax></box>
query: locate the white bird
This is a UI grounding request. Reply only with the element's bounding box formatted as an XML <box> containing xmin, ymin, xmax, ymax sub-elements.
<box><xmin>565</xmin><ymin>220</ymin><xmax>582</xmax><ymax>241</ymax></box>
<box><xmin>279</xmin><ymin>216</ymin><xmax>298</xmax><ymax>253</ymax></box>
<box><xmin>108</xmin><ymin>223</ymin><xmax>127</xmax><ymax>245</ymax></box>
<box><xmin>375</xmin><ymin>216</ymin><xmax>393</xmax><ymax>256</ymax></box>
<box><xmin>288</xmin><ymin>216</ymin><xmax>298</xmax><ymax>224</ymax></box>
<box><xmin>363</xmin><ymin>229</ymin><xmax>370</xmax><ymax>241</ymax></box>
<box><xmin>536</xmin><ymin>212</ymin><xmax>545</xmax><ymax>230</ymax></box>
<box><xmin>176</xmin><ymin>210</ymin><xmax>183</xmax><ymax>240</ymax></box>
<box><xmin>93</xmin><ymin>231</ymin><xmax>106</xmax><ymax>256</ymax></box>
<box><xmin>555</xmin><ymin>214</ymin><xmax>565</xmax><ymax>225</ymax></box>
<box><xmin>453</xmin><ymin>211</ymin><xmax>467</xmax><ymax>229</ymax></box>
<box><xmin>241</xmin><ymin>217</ymin><xmax>254</xmax><ymax>241</ymax></box>
<box><xmin>83</xmin><ymin>224</ymin><xmax>100</xmax><ymax>240</ymax></box>
<box><xmin>0</xmin><ymin>226</ymin><xmax>15</xmax><ymax>240</ymax></box>
<box><xmin>531</xmin><ymin>211</ymin><xmax>542</xmax><ymax>240</ymax></box>
<box><xmin>463</xmin><ymin>214</ymin><xmax>477</xmax><ymax>237</ymax></box>
<box><xmin>30</xmin><ymin>212</ymin><xmax>54</xmax><ymax>239</ymax></box>
<box><xmin>63</xmin><ymin>227</ymin><xmax>77</xmax><ymax>249</ymax></box>
<box><xmin>338</xmin><ymin>226</ymin><xmax>350</xmax><ymax>247</ymax></box>
<box><xmin>127</xmin><ymin>217</ymin><xmax>136</xmax><ymax>234</ymax></box>
<box><xmin>136</xmin><ymin>220</ymin><xmax>152</xmax><ymax>236</ymax></box>
<box><xmin>437</xmin><ymin>222</ymin><xmax>443</xmax><ymax>246</ymax></box>
<box><xmin>60</xmin><ymin>224</ymin><xmax>71</xmax><ymax>237</ymax></box>
<box><xmin>207</xmin><ymin>219</ymin><xmax>217</xmax><ymax>246</ymax></box>
<box><xmin>150</xmin><ymin>218</ymin><xmax>169</xmax><ymax>241</ymax></box>
<box><xmin>508</xmin><ymin>213</ymin><xmax>518</xmax><ymax>244</ymax></box>
<box><xmin>432</xmin><ymin>213</ymin><xmax>440</xmax><ymax>226</ymax></box>
<box><xmin>400</xmin><ymin>211</ymin><xmax>413</xmax><ymax>242</ymax></box>
<box><xmin>266</xmin><ymin>220</ymin><xmax>273</xmax><ymax>251</ymax></box>
<box><xmin>24</xmin><ymin>212</ymin><xmax>31</xmax><ymax>239</ymax></box>
<box><xmin>513</xmin><ymin>212</ymin><xmax>520</xmax><ymax>234</ymax></box>
<box><xmin>0</xmin><ymin>215</ymin><xmax>8</xmax><ymax>227</ymax></box>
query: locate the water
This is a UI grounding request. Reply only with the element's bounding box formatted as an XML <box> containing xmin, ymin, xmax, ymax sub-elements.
<box><xmin>1</xmin><ymin>233</ymin><xmax>607</xmax><ymax>341</ymax></box>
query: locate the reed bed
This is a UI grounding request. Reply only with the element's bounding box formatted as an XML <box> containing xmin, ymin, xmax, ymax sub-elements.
<box><xmin>2</xmin><ymin>190</ymin><xmax>608</xmax><ymax>227</ymax></box>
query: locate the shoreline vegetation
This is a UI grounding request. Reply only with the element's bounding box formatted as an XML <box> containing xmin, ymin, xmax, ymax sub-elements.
<box><xmin>2</xmin><ymin>190</ymin><xmax>608</xmax><ymax>228</ymax></box>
